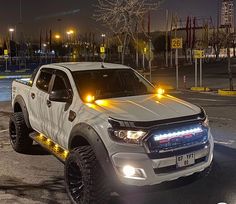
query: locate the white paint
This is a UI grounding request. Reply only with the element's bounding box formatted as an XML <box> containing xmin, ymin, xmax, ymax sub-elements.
<box><xmin>209</xmin><ymin>117</ymin><xmax>233</xmax><ymax>121</ymax></box>
<box><xmin>0</xmin><ymin>129</ymin><xmax>8</xmax><ymax>133</ymax></box>
<box><xmin>188</xmin><ymin>98</ymin><xmax>228</xmax><ymax>102</ymax></box>
<box><xmin>215</xmin><ymin>140</ymin><xmax>235</xmax><ymax>145</ymax></box>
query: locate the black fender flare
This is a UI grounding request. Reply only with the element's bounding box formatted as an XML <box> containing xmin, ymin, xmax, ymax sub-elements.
<box><xmin>69</xmin><ymin>123</ymin><xmax>117</xmax><ymax>182</ymax></box>
<box><xmin>13</xmin><ymin>95</ymin><xmax>31</xmax><ymax>129</ymax></box>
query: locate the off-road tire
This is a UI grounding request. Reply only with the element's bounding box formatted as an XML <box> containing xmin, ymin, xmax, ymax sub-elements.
<box><xmin>9</xmin><ymin>112</ymin><xmax>33</xmax><ymax>153</ymax></box>
<box><xmin>65</xmin><ymin>146</ymin><xmax>110</xmax><ymax>204</ymax></box>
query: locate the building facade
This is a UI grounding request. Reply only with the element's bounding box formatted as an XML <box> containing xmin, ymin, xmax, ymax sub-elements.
<box><xmin>220</xmin><ymin>0</ymin><xmax>234</xmax><ymax>29</ymax></box>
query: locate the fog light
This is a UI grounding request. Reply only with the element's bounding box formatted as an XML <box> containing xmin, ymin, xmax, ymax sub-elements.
<box><xmin>123</xmin><ymin>165</ymin><xmax>136</xmax><ymax>177</ymax></box>
<box><xmin>121</xmin><ymin>165</ymin><xmax>146</xmax><ymax>180</ymax></box>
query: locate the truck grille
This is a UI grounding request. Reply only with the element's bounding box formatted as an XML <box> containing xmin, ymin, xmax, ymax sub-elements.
<box><xmin>146</xmin><ymin>123</ymin><xmax>208</xmax><ymax>157</ymax></box>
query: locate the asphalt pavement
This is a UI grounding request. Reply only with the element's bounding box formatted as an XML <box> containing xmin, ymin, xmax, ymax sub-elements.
<box><xmin>0</xmin><ymin>91</ymin><xmax>236</xmax><ymax>204</ymax></box>
<box><xmin>150</xmin><ymin>60</ymin><xmax>236</xmax><ymax>89</ymax></box>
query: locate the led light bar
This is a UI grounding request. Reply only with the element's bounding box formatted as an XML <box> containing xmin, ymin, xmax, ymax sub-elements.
<box><xmin>34</xmin><ymin>134</ymin><xmax>69</xmax><ymax>161</ymax></box>
<box><xmin>154</xmin><ymin>127</ymin><xmax>203</xmax><ymax>142</ymax></box>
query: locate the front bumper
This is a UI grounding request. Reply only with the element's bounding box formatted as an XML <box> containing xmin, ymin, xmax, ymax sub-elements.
<box><xmin>111</xmin><ymin>131</ymin><xmax>214</xmax><ymax>186</ymax></box>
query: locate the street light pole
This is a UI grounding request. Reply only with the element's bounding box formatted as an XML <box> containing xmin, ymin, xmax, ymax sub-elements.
<box><xmin>67</xmin><ymin>30</ymin><xmax>75</xmax><ymax>60</ymax></box>
<box><xmin>165</xmin><ymin>9</ymin><xmax>169</xmax><ymax>67</ymax></box>
<box><xmin>101</xmin><ymin>34</ymin><xmax>106</xmax><ymax>62</ymax></box>
<box><xmin>8</xmin><ymin>28</ymin><xmax>15</xmax><ymax>65</ymax></box>
<box><xmin>149</xmin><ymin>38</ymin><xmax>152</xmax><ymax>82</ymax></box>
<box><xmin>19</xmin><ymin>0</ymin><xmax>22</xmax><ymax>24</ymax></box>
<box><xmin>101</xmin><ymin>34</ymin><xmax>106</xmax><ymax>46</ymax></box>
<box><xmin>9</xmin><ymin>28</ymin><xmax>15</xmax><ymax>41</ymax></box>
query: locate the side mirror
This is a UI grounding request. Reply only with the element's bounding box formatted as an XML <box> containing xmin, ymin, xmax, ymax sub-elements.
<box><xmin>49</xmin><ymin>90</ymin><xmax>72</xmax><ymax>103</ymax></box>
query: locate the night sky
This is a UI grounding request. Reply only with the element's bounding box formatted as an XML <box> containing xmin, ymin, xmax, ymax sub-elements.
<box><xmin>0</xmin><ymin>0</ymin><xmax>220</xmax><ymax>40</ymax></box>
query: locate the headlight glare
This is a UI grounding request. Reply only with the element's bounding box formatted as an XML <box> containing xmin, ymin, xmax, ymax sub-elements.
<box><xmin>112</xmin><ymin>130</ymin><xmax>147</xmax><ymax>144</ymax></box>
<box><xmin>127</xmin><ymin>130</ymin><xmax>146</xmax><ymax>140</ymax></box>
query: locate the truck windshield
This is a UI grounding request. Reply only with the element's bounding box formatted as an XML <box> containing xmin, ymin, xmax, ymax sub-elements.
<box><xmin>72</xmin><ymin>69</ymin><xmax>156</xmax><ymax>101</ymax></box>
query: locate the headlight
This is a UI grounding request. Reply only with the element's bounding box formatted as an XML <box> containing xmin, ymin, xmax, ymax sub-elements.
<box><xmin>109</xmin><ymin>129</ymin><xmax>147</xmax><ymax>144</ymax></box>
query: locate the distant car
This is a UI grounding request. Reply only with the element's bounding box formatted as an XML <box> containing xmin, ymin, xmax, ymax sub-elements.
<box><xmin>10</xmin><ymin>62</ymin><xmax>214</xmax><ymax>204</ymax></box>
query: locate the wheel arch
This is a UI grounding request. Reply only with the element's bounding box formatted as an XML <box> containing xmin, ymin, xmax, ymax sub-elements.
<box><xmin>13</xmin><ymin>95</ymin><xmax>31</xmax><ymax>129</ymax></box>
<box><xmin>69</xmin><ymin>123</ymin><xmax>116</xmax><ymax>180</ymax></box>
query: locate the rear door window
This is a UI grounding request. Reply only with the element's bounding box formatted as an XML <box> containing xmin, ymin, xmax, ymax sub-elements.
<box><xmin>36</xmin><ymin>69</ymin><xmax>53</xmax><ymax>92</ymax></box>
<box><xmin>51</xmin><ymin>70</ymin><xmax>72</xmax><ymax>92</ymax></box>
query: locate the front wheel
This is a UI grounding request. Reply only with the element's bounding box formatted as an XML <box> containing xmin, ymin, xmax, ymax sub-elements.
<box><xmin>65</xmin><ymin>146</ymin><xmax>110</xmax><ymax>204</ymax></box>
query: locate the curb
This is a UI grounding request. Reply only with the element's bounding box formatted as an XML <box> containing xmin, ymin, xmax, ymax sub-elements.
<box><xmin>15</xmin><ymin>69</ymin><xmax>29</xmax><ymax>73</ymax></box>
<box><xmin>218</xmin><ymin>89</ymin><xmax>236</xmax><ymax>96</ymax></box>
<box><xmin>190</xmin><ymin>87</ymin><xmax>210</xmax><ymax>92</ymax></box>
<box><xmin>0</xmin><ymin>75</ymin><xmax>31</xmax><ymax>80</ymax></box>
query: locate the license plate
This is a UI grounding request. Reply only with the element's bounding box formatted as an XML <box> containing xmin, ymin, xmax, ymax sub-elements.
<box><xmin>177</xmin><ymin>153</ymin><xmax>195</xmax><ymax>168</ymax></box>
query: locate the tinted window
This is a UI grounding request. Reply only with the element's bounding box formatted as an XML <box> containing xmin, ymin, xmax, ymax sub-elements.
<box><xmin>52</xmin><ymin>76</ymin><xmax>67</xmax><ymax>92</ymax></box>
<box><xmin>36</xmin><ymin>71</ymin><xmax>53</xmax><ymax>92</ymax></box>
<box><xmin>52</xmin><ymin>71</ymin><xmax>72</xmax><ymax>92</ymax></box>
<box><xmin>73</xmin><ymin>69</ymin><xmax>155</xmax><ymax>101</ymax></box>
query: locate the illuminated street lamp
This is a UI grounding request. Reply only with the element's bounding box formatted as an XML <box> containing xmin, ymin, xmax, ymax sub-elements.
<box><xmin>66</xmin><ymin>30</ymin><xmax>76</xmax><ymax>59</ymax></box>
<box><xmin>101</xmin><ymin>33</ymin><xmax>106</xmax><ymax>46</ymax></box>
<box><xmin>55</xmin><ymin>34</ymin><xmax>61</xmax><ymax>40</ymax></box>
<box><xmin>66</xmin><ymin>30</ymin><xmax>75</xmax><ymax>41</ymax></box>
<box><xmin>9</xmin><ymin>28</ymin><xmax>15</xmax><ymax>41</ymax></box>
<box><xmin>67</xmin><ymin>30</ymin><xmax>75</xmax><ymax>35</ymax></box>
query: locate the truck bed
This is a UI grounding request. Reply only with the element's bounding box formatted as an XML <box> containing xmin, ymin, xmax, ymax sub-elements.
<box><xmin>15</xmin><ymin>78</ymin><xmax>32</xmax><ymax>86</ymax></box>
<box><xmin>12</xmin><ymin>79</ymin><xmax>32</xmax><ymax>107</ymax></box>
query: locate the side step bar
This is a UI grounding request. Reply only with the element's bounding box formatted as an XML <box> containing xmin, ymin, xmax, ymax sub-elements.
<box><xmin>30</xmin><ymin>132</ymin><xmax>69</xmax><ymax>162</ymax></box>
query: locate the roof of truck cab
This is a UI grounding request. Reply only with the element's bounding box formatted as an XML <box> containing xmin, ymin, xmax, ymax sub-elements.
<box><xmin>44</xmin><ymin>62</ymin><xmax>131</xmax><ymax>72</ymax></box>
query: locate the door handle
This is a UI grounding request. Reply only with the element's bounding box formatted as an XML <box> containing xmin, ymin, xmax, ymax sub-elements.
<box><xmin>47</xmin><ymin>100</ymin><xmax>51</xmax><ymax>108</ymax></box>
<box><xmin>31</xmin><ymin>93</ymin><xmax>35</xmax><ymax>99</ymax></box>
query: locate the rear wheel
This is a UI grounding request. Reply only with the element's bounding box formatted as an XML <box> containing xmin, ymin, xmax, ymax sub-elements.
<box><xmin>65</xmin><ymin>146</ymin><xmax>110</xmax><ymax>204</ymax></box>
<box><xmin>9</xmin><ymin>112</ymin><xmax>33</xmax><ymax>153</ymax></box>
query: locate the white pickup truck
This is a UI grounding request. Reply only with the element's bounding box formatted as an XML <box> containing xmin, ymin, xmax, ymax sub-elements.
<box><xmin>10</xmin><ymin>62</ymin><xmax>214</xmax><ymax>204</ymax></box>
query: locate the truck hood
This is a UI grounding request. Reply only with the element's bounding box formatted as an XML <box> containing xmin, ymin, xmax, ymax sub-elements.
<box><xmin>93</xmin><ymin>94</ymin><xmax>201</xmax><ymax>122</ymax></box>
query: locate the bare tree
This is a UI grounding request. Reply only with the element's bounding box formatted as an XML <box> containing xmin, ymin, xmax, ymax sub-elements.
<box><xmin>94</xmin><ymin>0</ymin><xmax>161</xmax><ymax>64</ymax></box>
<box><xmin>209</xmin><ymin>27</ymin><xmax>234</xmax><ymax>91</ymax></box>
<box><xmin>209</xmin><ymin>29</ymin><xmax>225</xmax><ymax>60</ymax></box>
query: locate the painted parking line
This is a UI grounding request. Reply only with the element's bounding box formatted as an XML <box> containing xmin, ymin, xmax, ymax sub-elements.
<box><xmin>215</xmin><ymin>140</ymin><xmax>235</xmax><ymax>145</ymax></box>
<box><xmin>187</xmin><ymin>98</ymin><xmax>228</xmax><ymax>102</ymax></box>
<box><xmin>209</xmin><ymin>117</ymin><xmax>233</xmax><ymax>121</ymax></box>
